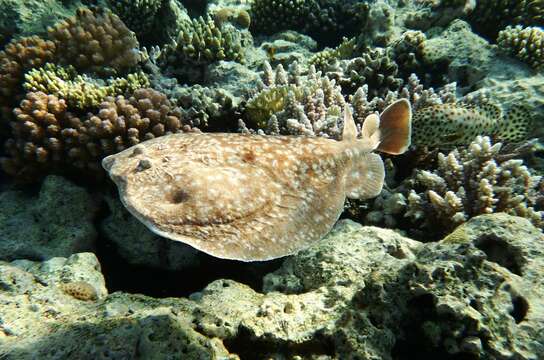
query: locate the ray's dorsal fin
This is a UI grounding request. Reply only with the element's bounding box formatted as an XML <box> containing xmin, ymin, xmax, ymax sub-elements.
<box><xmin>342</xmin><ymin>105</ymin><xmax>358</xmax><ymax>142</ymax></box>
<box><xmin>377</xmin><ymin>99</ymin><xmax>412</xmax><ymax>155</ymax></box>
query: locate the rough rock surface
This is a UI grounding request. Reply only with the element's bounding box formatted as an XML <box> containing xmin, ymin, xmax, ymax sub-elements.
<box><xmin>1</xmin><ymin>215</ymin><xmax>542</xmax><ymax>359</ymax></box>
<box><xmin>0</xmin><ymin>175</ymin><xmax>98</xmax><ymax>261</ymax></box>
<box><xmin>101</xmin><ymin>195</ymin><xmax>201</xmax><ymax>270</ymax></box>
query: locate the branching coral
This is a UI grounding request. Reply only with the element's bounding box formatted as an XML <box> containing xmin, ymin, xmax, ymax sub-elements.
<box><xmin>242</xmin><ymin>62</ymin><xmax>456</xmax><ymax>140</ymax></box>
<box><xmin>47</xmin><ymin>7</ymin><xmax>141</xmax><ymax>76</ymax></box>
<box><xmin>242</xmin><ymin>61</ymin><xmax>347</xmax><ymax>138</ymax></box>
<box><xmin>249</xmin><ymin>0</ymin><xmax>368</xmax><ymax>46</ymax></box>
<box><xmin>158</xmin><ymin>15</ymin><xmax>247</xmax><ymax>81</ymax></box>
<box><xmin>359</xmin><ymin>137</ymin><xmax>543</xmax><ymax>239</ymax></box>
<box><xmin>324</xmin><ymin>48</ymin><xmax>404</xmax><ymax>98</ymax></box>
<box><xmin>497</xmin><ymin>25</ymin><xmax>544</xmax><ymax>69</ymax></box>
<box><xmin>309</xmin><ymin>37</ymin><xmax>358</xmax><ymax>71</ymax></box>
<box><xmin>171</xmin><ymin>85</ymin><xmax>235</xmax><ymax>129</ymax></box>
<box><xmin>23</xmin><ymin>63</ymin><xmax>150</xmax><ymax>110</ymax></box>
<box><xmin>1</xmin><ymin>89</ymin><xmax>192</xmax><ymax>180</ymax></box>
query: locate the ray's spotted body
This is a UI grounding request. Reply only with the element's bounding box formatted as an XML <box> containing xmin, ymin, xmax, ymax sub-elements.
<box><xmin>103</xmin><ymin>100</ymin><xmax>412</xmax><ymax>261</ymax></box>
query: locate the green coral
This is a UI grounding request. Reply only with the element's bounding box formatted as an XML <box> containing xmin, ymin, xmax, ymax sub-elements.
<box><xmin>249</xmin><ymin>0</ymin><xmax>368</xmax><ymax>46</ymax></box>
<box><xmin>107</xmin><ymin>0</ymin><xmax>163</xmax><ymax>36</ymax></box>
<box><xmin>160</xmin><ymin>16</ymin><xmax>245</xmax><ymax>66</ymax></box>
<box><xmin>469</xmin><ymin>0</ymin><xmax>544</xmax><ymax>39</ymax></box>
<box><xmin>324</xmin><ymin>48</ymin><xmax>403</xmax><ymax>98</ymax></box>
<box><xmin>497</xmin><ymin>25</ymin><xmax>544</xmax><ymax>69</ymax></box>
<box><xmin>23</xmin><ymin>63</ymin><xmax>150</xmax><ymax>110</ymax></box>
<box><xmin>309</xmin><ymin>37</ymin><xmax>357</xmax><ymax>71</ymax></box>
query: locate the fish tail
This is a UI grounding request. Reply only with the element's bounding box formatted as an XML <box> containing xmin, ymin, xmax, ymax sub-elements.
<box><xmin>496</xmin><ymin>105</ymin><xmax>534</xmax><ymax>142</ymax></box>
<box><xmin>376</xmin><ymin>99</ymin><xmax>412</xmax><ymax>155</ymax></box>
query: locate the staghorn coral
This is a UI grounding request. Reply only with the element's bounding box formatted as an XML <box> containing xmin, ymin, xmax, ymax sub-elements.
<box><xmin>1</xmin><ymin>89</ymin><xmax>193</xmax><ymax>180</ymax></box>
<box><xmin>47</xmin><ymin>7</ymin><xmax>141</xmax><ymax>76</ymax></box>
<box><xmin>360</xmin><ymin>136</ymin><xmax>543</xmax><ymax>239</ymax></box>
<box><xmin>497</xmin><ymin>25</ymin><xmax>544</xmax><ymax>69</ymax></box>
<box><xmin>0</xmin><ymin>36</ymin><xmax>56</xmax><ymax>121</ymax></box>
<box><xmin>249</xmin><ymin>0</ymin><xmax>368</xmax><ymax>46</ymax></box>
<box><xmin>158</xmin><ymin>15</ymin><xmax>247</xmax><ymax>82</ymax></box>
<box><xmin>242</xmin><ymin>61</ymin><xmax>347</xmax><ymax>138</ymax></box>
<box><xmin>324</xmin><ymin>48</ymin><xmax>404</xmax><ymax>98</ymax></box>
<box><xmin>243</xmin><ymin>63</ymin><xmax>457</xmax><ymax>139</ymax></box>
<box><xmin>309</xmin><ymin>37</ymin><xmax>358</xmax><ymax>71</ymax></box>
<box><xmin>23</xmin><ymin>63</ymin><xmax>150</xmax><ymax>110</ymax></box>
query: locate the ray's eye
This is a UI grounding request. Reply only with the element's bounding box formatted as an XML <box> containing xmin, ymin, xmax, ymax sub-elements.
<box><xmin>136</xmin><ymin>158</ymin><xmax>152</xmax><ymax>171</ymax></box>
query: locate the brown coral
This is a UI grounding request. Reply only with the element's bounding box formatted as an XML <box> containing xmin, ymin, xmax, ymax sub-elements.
<box><xmin>1</xmin><ymin>92</ymin><xmax>79</xmax><ymax>177</ymax></box>
<box><xmin>47</xmin><ymin>7</ymin><xmax>141</xmax><ymax>76</ymax></box>
<box><xmin>1</xmin><ymin>89</ymin><xmax>193</xmax><ymax>180</ymax></box>
<box><xmin>0</xmin><ymin>36</ymin><xmax>56</xmax><ymax>120</ymax></box>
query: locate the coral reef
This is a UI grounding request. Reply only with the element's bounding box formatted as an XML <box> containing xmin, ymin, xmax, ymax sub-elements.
<box><xmin>362</xmin><ymin>136</ymin><xmax>543</xmax><ymax>239</ymax></box>
<box><xmin>243</xmin><ymin>62</ymin><xmax>457</xmax><ymax>140</ymax></box>
<box><xmin>469</xmin><ymin>0</ymin><xmax>544</xmax><ymax>39</ymax></box>
<box><xmin>0</xmin><ymin>36</ymin><xmax>56</xmax><ymax>120</ymax></box>
<box><xmin>23</xmin><ymin>63</ymin><xmax>150</xmax><ymax>110</ymax></box>
<box><xmin>157</xmin><ymin>15</ymin><xmax>247</xmax><ymax>82</ymax></box>
<box><xmin>107</xmin><ymin>0</ymin><xmax>163</xmax><ymax>39</ymax></box>
<box><xmin>47</xmin><ymin>7</ymin><xmax>141</xmax><ymax>76</ymax></box>
<box><xmin>324</xmin><ymin>48</ymin><xmax>404</xmax><ymax>98</ymax></box>
<box><xmin>308</xmin><ymin>37</ymin><xmax>357</xmax><ymax>71</ymax></box>
<box><xmin>1</xmin><ymin>89</ymin><xmax>191</xmax><ymax>179</ymax></box>
<box><xmin>107</xmin><ymin>0</ymin><xmax>187</xmax><ymax>46</ymax></box>
<box><xmin>249</xmin><ymin>0</ymin><xmax>369</xmax><ymax>46</ymax></box>
<box><xmin>242</xmin><ymin>62</ymin><xmax>347</xmax><ymax>138</ymax></box>
<box><xmin>1</xmin><ymin>215</ymin><xmax>543</xmax><ymax>358</ymax></box>
<box><xmin>498</xmin><ymin>25</ymin><xmax>544</xmax><ymax>70</ymax></box>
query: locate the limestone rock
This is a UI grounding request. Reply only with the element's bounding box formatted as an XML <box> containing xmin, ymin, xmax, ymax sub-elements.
<box><xmin>1</xmin><ymin>215</ymin><xmax>543</xmax><ymax>359</ymax></box>
<box><xmin>0</xmin><ymin>175</ymin><xmax>98</xmax><ymax>261</ymax></box>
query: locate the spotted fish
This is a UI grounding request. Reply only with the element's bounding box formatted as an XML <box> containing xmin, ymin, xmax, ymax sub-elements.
<box><xmin>412</xmin><ymin>102</ymin><xmax>533</xmax><ymax>147</ymax></box>
<box><xmin>102</xmin><ymin>100</ymin><xmax>412</xmax><ymax>261</ymax></box>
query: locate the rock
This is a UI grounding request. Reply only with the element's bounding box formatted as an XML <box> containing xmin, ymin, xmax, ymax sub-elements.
<box><xmin>0</xmin><ymin>0</ymin><xmax>102</xmax><ymax>44</ymax></box>
<box><xmin>101</xmin><ymin>195</ymin><xmax>201</xmax><ymax>270</ymax></box>
<box><xmin>1</xmin><ymin>215</ymin><xmax>542</xmax><ymax>359</ymax></box>
<box><xmin>0</xmin><ymin>175</ymin><xmax>98</xmax><ymax>261</ymax></box>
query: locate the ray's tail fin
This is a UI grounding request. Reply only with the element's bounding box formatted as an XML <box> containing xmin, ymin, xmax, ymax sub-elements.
<box><xmin>342</xmin><ymin>99</ymin><xmax>412</xmax><ymax>200</ymax></box>
<box><xmin>375</xmin><ymin>99</ymin><xmax>412</xmax><ymax>155</ymax></box>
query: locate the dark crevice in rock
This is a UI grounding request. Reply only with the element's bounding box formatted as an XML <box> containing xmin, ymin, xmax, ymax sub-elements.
<box><xmin>223</xmin><ymin>327</ymin><xmax>335</xmax><ymax>360</ymax></box>
<box><xmin>510</xmin><ymin>295</ymin><xmax>529</xmax><ymax>324</ymax></box>
<box><xmin>475</xmin><ymin>235</ymin><xmax>524</xmax><ymax>275</ymax></box>
<box><xmin>392</xmin><ymin>294</ymin><xmax>480</xmax><ymax>360</ymax></box>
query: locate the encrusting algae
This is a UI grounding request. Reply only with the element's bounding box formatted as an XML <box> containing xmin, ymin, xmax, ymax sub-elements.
<box><xmin>103</xmin><ymin>100</ymin><xmax>412</xmax><ymax>261</ymax></box>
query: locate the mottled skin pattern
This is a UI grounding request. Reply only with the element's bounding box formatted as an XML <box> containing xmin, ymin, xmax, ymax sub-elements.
<box><xmin>412</xmin><ymin>103</ymin><xmax>531</xmax><ymax>147</ymax></box>
<box><xmin>103</xmin><ymin>100</ymin><xmax>411</xmax><ymax>261</ymax></box>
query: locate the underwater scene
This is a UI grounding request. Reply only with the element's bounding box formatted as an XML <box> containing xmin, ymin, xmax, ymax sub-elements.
<box><xmin>0</xmin><ymin>0</ymin><xmax>543</xmax><ymax>358</ymax></box>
